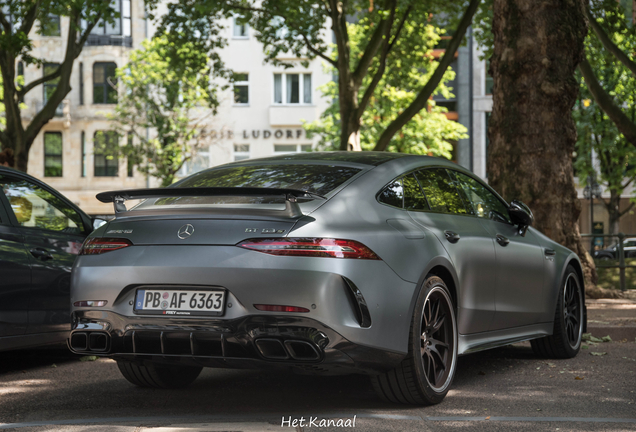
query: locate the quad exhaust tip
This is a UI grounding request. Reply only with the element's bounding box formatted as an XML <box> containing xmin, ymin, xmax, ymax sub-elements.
<box><xmin>70</xmin><ymin>331</ymin><xmax>110</xmax><ymax>353</ymax></box>
<box><xmin>255</xmin><ymin>338</ymin><xmax>320</xmax><ymax>361</ymax></box>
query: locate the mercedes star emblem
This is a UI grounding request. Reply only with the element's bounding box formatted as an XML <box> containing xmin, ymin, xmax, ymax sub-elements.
<box><xmin>177</xmin><ymin>224</ymin><xmax>195</xmax><ymax>239</ymax></box>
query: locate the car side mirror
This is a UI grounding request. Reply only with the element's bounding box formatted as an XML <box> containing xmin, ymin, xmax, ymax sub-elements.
<box><xmin>508</xmin><ymin>200</ymin><xmax>534</xmax><ymax>236</ymax></box>
<box><xmin>92</xmin><ymin>217</ymin><xmax>108</xmax><ymax>231</ymax></box>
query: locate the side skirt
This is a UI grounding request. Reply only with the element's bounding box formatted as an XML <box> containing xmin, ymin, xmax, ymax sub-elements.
<box><xmin>458</xmin><ymin>323</ymin><xmax>553</xmax><ymax>355</ymax></box>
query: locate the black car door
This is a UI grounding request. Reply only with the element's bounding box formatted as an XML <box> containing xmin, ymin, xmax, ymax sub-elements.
<box><xmin>0</xmin><ymin>192</ymin><xmax>31</xmax><ymax>338</ymax></box>
<box><xmin>451</xmin><ymin>170</ymin><xmax>546</xmax><ymax>330</ymax></box>
<box><xmin>1</xmin><ymin>176</ymin><xmax>87</xmax><ymax>336</ymax></box>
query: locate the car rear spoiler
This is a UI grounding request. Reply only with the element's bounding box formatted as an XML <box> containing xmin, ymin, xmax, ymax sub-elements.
<box><xmin>96</xmin><ymin>187</ymin><xmax>326</xmax><ymax>218</ymax></box>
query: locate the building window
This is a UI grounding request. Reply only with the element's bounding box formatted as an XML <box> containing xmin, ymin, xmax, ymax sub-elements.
<box><xmin>233</xmin><ymin>73</ymin><xmax>249</xmax><ymax>104</ymax></box>
<box><xmin>40</xmin><ymin>14</ymin><xmax>60</xmax><ymax>36</ymax></box>
<box><xmin>94</xmin><ymin>131</ymin><xmax>119</xmax><ymax>177</ymax></box>
<box><xmin>93</xmin><ymin>62</ymin><xmax>117</xmax><ymax>104</ymax></box>
<box><xmin>127</xmin><ymin>133</ymin><xmax>134</xmax><ymax>177</ymax></box>
<box><xmin>81</xmin><ymin>131</ymin><xmax>86</xmax><ymax>177</ymax></box>
<box><xmin>233</xmin><ymin>144</ymin><xmax>250</xmax><ymax>161</ymax></box>
<box><xmin>180</xmin><ymin>147</ymin><xmax>210</xmax><ymax>176</ymax></box>
<box><xmin>44</xmin><ymin>132</ymin><xmax>63</xmax><ymax>177</ymax></box>
<box><xmin>274</xmin><ymin>144</ymin><xmax>312</xmax><ymax>154</ymax></box>
<box><xmin>17</xmin><ymin>61</ymin><xmax>24</xmax><ymax>101</ymax></box>
<box><xmin>79</xmin><ymin>62</ymin><xmax>84</xmax><ymax>105</ymax></box>
<box><xmin>485</xmin><ymin>112</ymin><xmax>491</xmax><ymax>178</ymax></box>
<box><xmin>43</xmin><ymin>63</ymin><xmax>63</xmax><ymax>116</ymax></box>
<box><xmin>84</xmin><ymin>0</ymin><xmax>132</xmax><ymax>46</ymax></box>
<box><xmin>233</xmin><ymin>16</ymin><xmax>249</xmax><ymax>38</ymax></box>
<box><xmin>485</xmin><ymin>60</ymin><xmax>494</xmax><ymax>95</ymax></box>
<box><xmin>273</xmin><ymin>73</ymin><xmax>312</xmax><ymax>104</ymax></box>
<box><xmin>433</xmin><ymin>58</ymin><xmax>457</xmax><ymax>115</ymax></box>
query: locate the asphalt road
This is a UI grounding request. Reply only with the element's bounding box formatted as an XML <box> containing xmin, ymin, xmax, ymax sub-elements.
<box><xmin>0</xmin><ymin>339</ymin><xmax>635</xmax><ymax>432</ymax></box>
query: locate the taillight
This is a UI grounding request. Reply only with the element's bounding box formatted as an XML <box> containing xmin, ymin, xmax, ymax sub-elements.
<box><xmin>237</xmin><ymin>238</ymin><xmax>381</xmax><ymax>260</ymax></box>
<box><xmin>73</xmin><ymin>300</ymin><xmax>108</xmax><ymax>307</ymax></box>
<box><xmin>254</xmin><ymin>304</ymin><xmax>310</xmax><ymax>313</ymax></box>
<box><xmin>80</xmin><ymin>237</ymin><xmax>133</xmax><ymax>255</ymax></box>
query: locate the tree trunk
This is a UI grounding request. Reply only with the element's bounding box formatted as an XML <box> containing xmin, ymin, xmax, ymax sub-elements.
<box><xmin>338</xmin><ymin>85</ymin><xmax>362</xmax><ymax>151</ymax></box>
<box><xmin>488</xmin><ymin>0</ymin><xmax>600</xmax><ymax>294</ymax></box>
<box><xmin>605</xmin><ymin>191</ymin><xmax>621</xmax><ymax>235</ymax></box>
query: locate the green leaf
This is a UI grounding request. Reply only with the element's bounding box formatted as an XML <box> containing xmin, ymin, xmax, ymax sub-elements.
<box><xmin>79</xmin><ymin>356</ymin><xmax>99</xmax><ymax>362</ymax></box>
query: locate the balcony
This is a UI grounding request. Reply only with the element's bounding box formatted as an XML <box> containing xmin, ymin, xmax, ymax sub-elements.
<box><xmin>269</xmin><ymin>105</ymin><xmax>316</xmax><ymax>127</ymax></box>
<box><xmin>86</xmin><ymin>34</ymin><xmax>132</xmax><ymax>48</ymax></box>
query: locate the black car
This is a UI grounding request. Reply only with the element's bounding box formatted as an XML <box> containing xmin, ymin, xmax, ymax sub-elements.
<box><xmin>0</xmin><ymin>166</ymin><xmax>97</xmax><ymax>352</ymax></box>
<box><xmin>593</xmin><ymin>238</ymin><xmax>636</xmax><ymax>260</ymax></box>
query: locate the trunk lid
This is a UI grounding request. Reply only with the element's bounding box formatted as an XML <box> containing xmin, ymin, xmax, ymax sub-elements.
<box><xmin>101</xmin><ymin>218</ymin><xmax>297</xmax><ymax>245</ymax></box>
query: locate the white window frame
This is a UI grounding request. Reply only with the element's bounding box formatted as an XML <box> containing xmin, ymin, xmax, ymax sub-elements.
<box><xmin>233</xmin><ymin>144</ymin><xmax>250</xmax><ymax>161</ymax></box>
<box><xmin>178</xmin><ymin>147</ymin><xmax>211</xmax><ymax>177</ymax></box>
<box><xmin>273</xmin><ymin>144</ymin><xmax>312</xmax><ymax>155</ymax></box>
<box><xmin>233</xmin><ymin>73</ymin><xmax>249</xmax><ymax>106</ymax></box>
<box><xmin>232</xmin><ymin>16</ymin><xmax>249</xmax><ymax>39</ymax></box>
<box><xmin>272</xmin><ymin>73</ymin><xmax>312</xmax><ymax>105</ymax></box>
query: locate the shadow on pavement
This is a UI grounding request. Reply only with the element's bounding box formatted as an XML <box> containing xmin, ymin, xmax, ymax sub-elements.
<box><xmin>0</xmin><ymin>346</ymin><xmax>80</xmax><ymax>374</ymax></box>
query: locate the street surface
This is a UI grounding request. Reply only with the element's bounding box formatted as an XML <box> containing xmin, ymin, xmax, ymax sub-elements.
<box><xmin>1</xmin><ymin>337</ymin><xmax>635</xmax><ymax>432</ymax></box>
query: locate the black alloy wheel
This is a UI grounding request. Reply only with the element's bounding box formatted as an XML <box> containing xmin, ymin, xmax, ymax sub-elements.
<box><xmin>563</xmin><ymin>273</ymin><xmax>582</xmax><ymax>349</ymax></box>
<box><xmin>531</xmin><ymin>265</ymin><xmax>583</xmax><ymax>359</ymax></box>
<box><xmin>371</xmin><ymin>275</ymin><xmax>457</xmax><ymax>405</ymax></box>
<box><xmin>420</xmin><ymin>286</ymin><xmax>455</xmax><ymax>391</ymax></box>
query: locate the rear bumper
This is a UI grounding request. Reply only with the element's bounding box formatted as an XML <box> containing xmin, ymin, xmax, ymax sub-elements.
<box><xmin>68</xmin><ymin>310</ymin><xmax>405</xmax><ymax>375</ymax></box>
<box><xmin>71</xmin><ymin>245</ymin><xmax>418</xmax><ymax>354</ymax></box>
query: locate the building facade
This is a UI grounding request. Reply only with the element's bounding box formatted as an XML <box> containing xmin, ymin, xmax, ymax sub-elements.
<box><xmin>23</xmin><ymin>2</ymin><xmax>330</xmax><ymax>215</ymax></box>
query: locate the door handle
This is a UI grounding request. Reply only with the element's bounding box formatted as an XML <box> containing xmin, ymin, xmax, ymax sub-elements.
<box><xmin>496</xmin><ymin>234</ymin><xmax>509</xmax><ymax>247</ymax></box>
<box><xmin>30</xmin><ymin>247</ymin><xmax>53</xmax><ymax>261</ymax></box>
<box><xmin>544</xmin><ymin>248</ymin><xmax>556</xmax><ymax>256</ymax></box>
<box><xmin>444</xmin><ymin>230</ymin><xmax>460</xmax><ymax>244</ymax></box>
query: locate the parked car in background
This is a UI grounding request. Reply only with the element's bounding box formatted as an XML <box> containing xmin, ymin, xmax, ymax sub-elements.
<box><xmin>593</xmin><ymin>238</ymin><xmax>636</xmax><ymax>260</ymax></box>
<box><xmin>0</xmin><ymin>166</ymin><xmax>97</xmax><ymax>352</ymax></box>
<box><xmin>69</xmin><ymin>152</ymin><xmax>585</xmax><ymax>405</ymax></box>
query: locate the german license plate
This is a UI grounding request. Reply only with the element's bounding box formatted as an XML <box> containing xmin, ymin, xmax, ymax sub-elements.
<box><xmin>134</xmin><ymin>288</ymin><xmax>225</xmax><ymax>316</ymax></box>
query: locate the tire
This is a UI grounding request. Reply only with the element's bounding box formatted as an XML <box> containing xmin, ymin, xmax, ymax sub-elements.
<box><xmin>117</xmin><ymin>360</ymin><xmax>202</xmax><ymax>389</ymax></box>
<box><xmin>371</xmin><ymin>275</ymin><xmax>457</xmax><ymax>405</ymax></box>
<box><xmin>598</xmin><ymin>255</ymin><xmax>612</xmax><ymax>261</ymax></box>
<box><xmin>531</xmin><ymin>265</ymin><xmax>583</xmax><ymax>359</ymax></box>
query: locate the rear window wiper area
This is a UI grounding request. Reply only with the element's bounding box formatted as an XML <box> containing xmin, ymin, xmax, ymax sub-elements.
<box><xmin>96</xmin><ymin>187</ymin><xmax>327</xmax><ymax>218</ymax></box>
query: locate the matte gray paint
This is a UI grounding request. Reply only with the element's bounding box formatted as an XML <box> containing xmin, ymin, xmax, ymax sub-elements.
<box><xmin>71</xmin><ymin>154</ymin><xmax>582</xmax><ymax>364</ymax></box>
<box><xmin>72</xmin><ymin>245</ymin><xmax>416</xmax><ymax>353</ymax></box>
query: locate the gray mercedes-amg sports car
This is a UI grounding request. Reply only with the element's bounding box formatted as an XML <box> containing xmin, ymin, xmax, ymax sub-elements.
<box><xmin>69</xmin><ymin>152</ymin><xmax>585</xmax><ymax>405</ymax></box>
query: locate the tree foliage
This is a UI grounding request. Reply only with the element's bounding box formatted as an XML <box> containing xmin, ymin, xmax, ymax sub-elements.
<box><xmin>305</xmin><ymin>21</ymin><xmax>467</xmax><ymax>157</ymax></box>
<box><xmin>579</xmin><ymin>0</ymin><xmax>636</xmax><ymax>149</ymax></box>
<box><xmin>103</xmin><ymin>35</ymin><xmax>224</xmax><ymax>187</ymax></box>
<box><xmin>574</xmin><ymin>2</ymin><xmax>636</xmax><ymax>233</ymax></box>
<box><xmin>152</xmin><ymin>0</ymin><xmax>480</xmax><ymax>152</ymax></box>
<box><xmin>0</xmin><ymin>0</ymin><xmax>120</xmax><ymax>171</ymax></box>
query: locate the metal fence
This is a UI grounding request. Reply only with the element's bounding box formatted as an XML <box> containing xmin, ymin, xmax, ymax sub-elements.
<box><xmin>581</xmin><ymin>233</ymin><xmax>636</xmax><ymax>292</ymax></box>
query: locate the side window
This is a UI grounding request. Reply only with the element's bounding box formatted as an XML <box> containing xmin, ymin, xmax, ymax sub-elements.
<box><xmin>93</xmin><ymin>62</ymin><xmax>118</xmax><ymax>104</ymax></box>
<box><xmin>414</xmin><ymin>169</ymin><xmax>468</xmax><ymax>215</ymax></box>
<box><xmin>403</xmin><ymin>174</ymin><xmax>429</xmax><ymax>211</ymax></box>
<box><xmin>0</xmin><ymin>177</ymin><xmax>84</xmax><ymax>234</ymax></box>
<box><xmin>378</xmin><ymin>178</ymin><xmax>403</xmax><ymax>208</ymax></box>
<box><xmin>453</xmin><ymin>171</ymin><xmax>511</xmax><ymax>223</ymax></box>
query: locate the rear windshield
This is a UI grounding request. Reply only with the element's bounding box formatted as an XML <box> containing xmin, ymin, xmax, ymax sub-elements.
<box><xmin>132</xmin><ymin>164</ymin><xmax>362</xmax><ymax>210</ymax></box>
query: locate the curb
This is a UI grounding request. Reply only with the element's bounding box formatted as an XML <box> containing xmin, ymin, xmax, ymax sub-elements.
<box><xmin>586</xmin><ymin>326</ymin><xmax>636</xmax><ymax>341</ymax></box>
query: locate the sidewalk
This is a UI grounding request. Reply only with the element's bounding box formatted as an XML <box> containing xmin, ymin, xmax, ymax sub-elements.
<box><xmin>586</xmin><ymin>297</ymin><xmax>636</xmax><ymax>341</ymax></box>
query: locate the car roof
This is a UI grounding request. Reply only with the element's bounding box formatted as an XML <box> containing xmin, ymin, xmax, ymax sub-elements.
<box><xmin>241</xmin><ymin>151</ymin><xmax>416</xmax><ymax>167</ymax></box>
<box><xmin>0</xmin><ymin>165</ymin><xmax>91</xmax><ymax>222</ymax></box>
